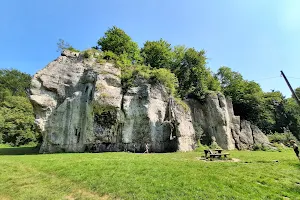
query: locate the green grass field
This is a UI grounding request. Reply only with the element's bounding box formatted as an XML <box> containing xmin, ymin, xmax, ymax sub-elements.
<box><xmin>0</xmin><ymin>145</ymin><xmax>299</xmax><ymax>200</ymax></box>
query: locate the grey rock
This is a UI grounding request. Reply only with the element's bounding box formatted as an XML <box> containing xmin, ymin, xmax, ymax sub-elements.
<box><xmin>30</xmin><ymin>51</ymin><xmax>196</xmax><ymax>153</ymax></box>
<box><xmin>61</xmin><ymin>49</ymin><xmax>79</xmax><ymax>57</ymax></box>
<box><xmin>187</xmin><ymin>93</ymin><xmax>235</xmax><ymax>150</ymax></box>
<box><xmin>30</xmin><ymin>50</ymin><xmax>270</xmax><ymax>153</ymax></box>
<box><xmin>251</xmin><ymin>124</ymin><xmax>271</xmax><ymax>146</ymax></box>
<box><xmin>186</xmin><ymin>93</ymin><xmax>271</xmax><ymax>150</ymax></box>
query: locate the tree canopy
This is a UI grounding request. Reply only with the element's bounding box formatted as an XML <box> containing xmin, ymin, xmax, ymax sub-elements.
<box><xmin>97</xmin><ymin>26</ymin><xmax>141</xmax><ymax>62</ymax></box>
<box><xmin>0</xmin><ymin>69</ymin><xmax>38</xmax><ymax>146</ymax></box>
<box><xmin>141</xmin><ymin>39</ymin><xmax>173</xmax><ymax>69</ymax></box>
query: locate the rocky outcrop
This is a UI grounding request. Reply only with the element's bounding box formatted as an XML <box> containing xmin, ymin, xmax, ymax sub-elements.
<box><xmin>186</xmin><ymin>93</ymin><xmax>271</xmax><ymax>150</ymax></box>
<box><xmin>30</xmin><ymin>49</ymin><xmax>271</xmax><ymax>153</ymax></box>
<box><xmin>30</xmin><ymin>50</ymin><xmax>196</xmax><ymax>153</ymax></box>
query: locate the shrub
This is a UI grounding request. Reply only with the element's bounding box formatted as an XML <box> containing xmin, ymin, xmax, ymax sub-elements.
<box><xmin>83</xmin><ymin>51</ymin><xmax>90</xmax><ymax>58</ymax></box>
<box><xmin>272</xmin><ymin>142</ymin><xmax>286</xmax><ymax>152</ymax></box>
<box><xmin>115</xmin><ymin>53</ymin><xmax>132</xmax><ymax>69</ymax></box>
<box><xmin>103</xmin><ymin>51</ymin><xmax>118</xmax><ymax>61</ymax></box>
<box><xmin>67</xmin><ymin>46</ymin><xmax>80</xmax><ymax>53</ymax></box>
<box><xmin>92</xmin><ymin>101</ymin><xmax>116</xmax><ymax>116</ymax></box>
<box><xmin>209</xmin><ymin>141</ymin><xmax>221</xmax><ymax>150</ymax></box>
<box><xmin>57</xmin><ymin>39</ymin><xmax>80</xmax><ymax>53</ymax></box>
<box><xmin>194</xmin><ymin>140</ymin><xmax>209</xmax><ymax>152</ymax></box>
<box><xmin>253</xmin><ymin>144</ymin><xmax>263</xmax><ymax>151</ymax></box>
<box><xmin>81</xmin><ymin>49</ymin><xmax>102</xmax><ymax>59</ymax></box>
<box><xmin>174</xmin><ymin>97</ymin><xmax>189</xmax><ymax>112</ymax></box>
<box><xmin>268</xmin><ymin>132</ymin><xmax>298</xmax><ymax>146</ymax></box>
<box><xmin>150</xmin><ymin>68</ymin><xmax>178</xmax><ymax>95</ymax></box>
<box><xmin>100</xmin><ymin>52</ymin><xmax>179</xmax><ymax>98</ymax></box>
<box><xmin>252</xmin><ymin>143</ymin><xmax>275</xmax><ymax>151</ymax></box>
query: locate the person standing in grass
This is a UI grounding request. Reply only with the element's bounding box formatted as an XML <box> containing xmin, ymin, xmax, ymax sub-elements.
<box><xmin>144</xmin><ymin>143</ymin><xmax>149</xmax><ymax>153</ymax></box>
<box><xmin>290</xmin><ymin>140</ymin><xmax>300</xmax><ymax>161</ymax></box>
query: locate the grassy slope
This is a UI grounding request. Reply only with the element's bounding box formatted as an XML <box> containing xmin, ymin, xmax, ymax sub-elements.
<box><xmin>0</xmin><ymin>146</ymin><xmax>300</xmax><ymax>200</ymax></box>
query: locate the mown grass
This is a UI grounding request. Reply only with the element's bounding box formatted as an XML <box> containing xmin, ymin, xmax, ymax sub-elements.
<box><xmin>0</xmin><ymin>146</ymin><xmax>299</xmax><ymax>200</ymax></box>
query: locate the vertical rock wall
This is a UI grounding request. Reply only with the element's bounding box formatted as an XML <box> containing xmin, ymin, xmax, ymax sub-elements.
<box><xmin>186</xmin><ymin>92</ymin><xmax>271</xmax><ymax>150</ymax></box>
<box><xmin>30</xmin><ymin>50</ymin><xmax>196</xmax><ymax>153</ymax></box>
<box><xmin>30</xmin><ymin>50</ymin><xmax>270</xmax><ymax>153</ymax></box>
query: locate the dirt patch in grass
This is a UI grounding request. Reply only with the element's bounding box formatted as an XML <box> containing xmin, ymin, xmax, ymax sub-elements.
<box><xmin>197</xmin><ymin>157</ymin><xmax>241</xmax><ymax>162</ymax></box>
<box><xmin>65</xmin><ymin>189</ymin><xmax>111</xmax><ymax>200</ymax></box>
<box><xmin>0</xmin><ymin>195</ymin><xmax>12</xmax><ymax>200</ymax></box>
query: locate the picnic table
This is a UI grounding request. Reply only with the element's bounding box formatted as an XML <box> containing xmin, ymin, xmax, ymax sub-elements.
<box><xmin>204</xmin><ymin>149</ymin><xmax>230</xmax><ymax>160</ymax></box>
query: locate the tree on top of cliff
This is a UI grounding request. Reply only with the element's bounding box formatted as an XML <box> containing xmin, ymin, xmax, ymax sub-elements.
<box><xmin>172</xmin><ymin>48</ymin><xmax>220</xmax><ymax>99</ymax></box>
<box><xmin>98</xmin><ymin>26</ymin><xmax>141</xmax><ymax>63</ymax></box>
<box><xmin>216</xmin><ymin>66</ymin><xmax>265</xmax><ymax>124</ymax></box>
<box><xmin>141</xmin><ymin>39</ymin><xmax>173</xmax><ymax>69</ymax></box>
<box><xmin>56</xmin><ymin>39</ymin><xmax>80</xmax><ymax>53</ymax></box>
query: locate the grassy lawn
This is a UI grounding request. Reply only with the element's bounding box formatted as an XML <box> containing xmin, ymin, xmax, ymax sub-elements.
<box><xmin>0</xmin><ymin>145</ymin><xmax>299</xmax><ymax>200</ymax></box>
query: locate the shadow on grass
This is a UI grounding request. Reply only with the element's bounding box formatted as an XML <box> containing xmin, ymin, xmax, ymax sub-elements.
<box><xmin>291</xmin><ymin>162</ymin><xmax>300</xmax><ymax>169</ymax></box>
<box><xmin>0</xmin><ymin>146</ymin><xmax>39</xmax><ymax>155</ymax></box>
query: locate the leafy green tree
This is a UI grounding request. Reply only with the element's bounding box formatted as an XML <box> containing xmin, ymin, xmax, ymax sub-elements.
<box><xmin>216</xmin><ymin>66</ymin><xmax>264</xmax><ymax>124</ymax></box>
<box><xmin>141</xmin><ymin>39</ymin><xmax>173</xmax><ymax>69</ymax></box>
<box><xmin>172</xmin><ymin>48</ymin><xmax>214</xmax><ymax>99</ymax></box>
<box><xmin>171</xmin><ymin>45</ymin><xmax>187</xmax><ymax>68</ymax></box>
<box><xmin>151</xmin><ymin>68</ymin><xmax>178</xmax><ymax>95</ymax></box>
<box><xmin>259</xmin><ymin>91</ymin><xmax>287</xmax><ymax>133</ymax></box>
<box><xmin>216</xmin><ymin>66</ymin><xmax>244</xmax><ymax>102</ymax></box>
<box><xmin>98</xmin><ymin>26</ymin><xmax>141</xmax><ymax>62</ymax></box>
<box><xmin>0</xmin><ymin>69</ymin><xmax>38</xmax><ymax>146</ymax></box>
<box><xmin>0</xmin><ymin>69</ymin><xmax>31</xmax><ymax>97</ymax></box>
<box><xmin>294</xmin><ymin>87</ymin><xmax>300</xmax><ymax>99</ymax></box>
<box><xmin>0</xmin><ymin>95</ymin><xmax>37</xmax><ymax>146</ymax></box>
<box><xmin>284</xmin><ymin>97</ymin><xmax>300</xmax><ymax>140</ymax></box>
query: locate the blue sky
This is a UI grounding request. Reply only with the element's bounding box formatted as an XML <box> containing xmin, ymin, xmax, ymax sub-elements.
<box><xmin>1</xmin><ymin>0</ymin><xmax>300</xmax><ymax>97</ymax></box>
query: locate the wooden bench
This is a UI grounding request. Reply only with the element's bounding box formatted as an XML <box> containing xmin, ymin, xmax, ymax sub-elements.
<box><xmin>204</xmin><ymin>149</ymin><xmax>230</xmax><ymax>160</ymax></box>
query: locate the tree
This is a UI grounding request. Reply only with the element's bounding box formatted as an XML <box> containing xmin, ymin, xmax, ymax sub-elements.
<box><xmin>259</xmin><ymin>91</ymin><xmax>287</xmax><ymax>133</ymax></box>
<box><xmin>0</xmin><ymin>95</ymin><xmax>37</xmax><ymax>146</ymax></box>
<box><xmin>216</xmin><ymin>66</ymin><xmax>264</xmax><ymax>124</ymax></box>
<box><xmin>141</xmin><ymin>39</ymin><xmax>173</xmax><ymax>69</ymax></box>
<box><xmin>57</xmin><ymin>39</ymin><xmax>71</xmax><ymax>52</ymax></box>
<box><xmin>295</xmin><ymin>87</ymin><xmax>300</xmax><ymax>99</ymax></box>
<box><xmin>56</xmin><ymin>39</ymin><xmax>79</xmax><ymax>53</ymax></box>
<box><xmin>98</xmin><ymin>26</ymin><xmax>141</xmax><ymax>62</ymax></box>
<box><xmin>0</xmin><ymin>69</ymin><xmax>38</xmax><ymax>146</ymax></box>
<box><xmin>172</xmin><ymin>48</ymin><xmax>213</xmax><ymax>99</ymax></box>
<box><xmin>284</xmin><ymin>97</ymin><xmax>300</xmax><ymax>140</ymax></box>
<box><xmin>0</xmin><ymin>69</ymin><xmax>31</xmax><ymax>97</ymax></box>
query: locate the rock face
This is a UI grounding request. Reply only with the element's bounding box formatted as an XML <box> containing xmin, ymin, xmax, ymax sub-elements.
<box><xmin>30</xmin><ymin>50</ymin><xmax>271</xmax><ymax>153</ymax></box>
<box><xmin>30</xmin><ymin>50</ymin><xmax>195</xmax><ymax>153</ymax></box>
<box><xmin>186</xmin><ymin>93</ymin><xmax>271</xmax><ymax>150</ymax></box>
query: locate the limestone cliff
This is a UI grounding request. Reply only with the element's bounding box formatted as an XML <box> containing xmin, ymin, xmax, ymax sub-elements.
<box><xmin>30</xmin><ymin>50</ymin><xmax>195</xmax><ymax>153</ymax></box>
<box><xmin>30</xmin><ymin>50</ymin><xmax>271</xmax><ymax>153</ymax></box>
<box><xmin>186</xmin><ymin>93</ymin><xmax>271</xmax><ymax>150</ymax></box>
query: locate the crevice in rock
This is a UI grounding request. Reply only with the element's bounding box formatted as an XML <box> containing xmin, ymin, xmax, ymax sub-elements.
<box><xmin>217</xmin><ymin>94</ymin><xmax>223</xmax><ymax>108</ymax></box>
<box><xmin>120</xmin><ymin>91</ymin><xmax>127</xmax><ymax>118</ymax></box>
<box><xmin>251</xmin><ymin>124</ymin><xmax>255</xmax><ymax>145</ymax></box>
